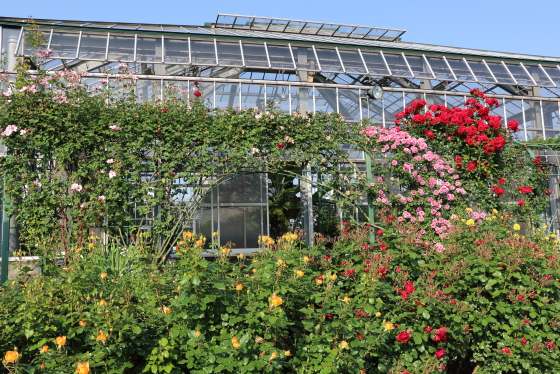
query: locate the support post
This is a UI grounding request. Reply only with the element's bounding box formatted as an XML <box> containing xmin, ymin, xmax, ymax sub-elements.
<box><xmin>300</xmin><ymin>164</ymin><xmax>314</xmax><ymax>247</ymax></box>
<box><xmin>1</xmin><ymin>176</ymin><xmax>9</xmax><ymax>284</ymax></box>
<box><xmin>366</xmin><ymin>153</ymin><xmax>375</xmax><ymax>242</ymax></box>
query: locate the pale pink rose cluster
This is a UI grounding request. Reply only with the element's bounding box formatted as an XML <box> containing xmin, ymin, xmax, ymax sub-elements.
<box><xmin>70</xmin><ymin>183</ymin><xmax>83</xmax><ymax>192</ymax></box>
<box><xmin>1</xmin><ymin>125</ymin><xmax>18</xmax><ymax>137</ymax></box>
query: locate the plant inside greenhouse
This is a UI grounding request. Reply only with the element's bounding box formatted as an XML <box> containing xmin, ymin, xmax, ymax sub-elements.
<box><xmin>0</xmin><ymin>15</ymin><xmax>559</xmax><ymax>374</ymax></box>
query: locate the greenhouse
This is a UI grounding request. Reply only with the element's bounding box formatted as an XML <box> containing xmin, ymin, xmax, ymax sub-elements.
<box><xmin>1</xmin><ymin>13</ymin><xmax>560</xmax><ymax>257</ymax></box>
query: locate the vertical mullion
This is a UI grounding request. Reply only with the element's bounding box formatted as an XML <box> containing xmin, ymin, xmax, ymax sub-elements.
<box><xmin>238</xmin><ymin>82</ymin><xmax>242</xmax><ymax>108</ymax></box>
<box><xmin>521</xmin><ymin>99</ymin><xmax>528</xmax><ymax>141</ymax></box>
<box><xmin>239</xmin><ymin>40</ymin><xmax>245</xmax><ymax>67</ymax></box>
<box><xmin>336</xmin><ymin>87</ymin><xmax>339</xmax><ymax>113</ymax></box>
<box><xmin>288</xmin><ymin>83</ymin><xmax>292</xmax><ymax>112</ymax></box>
<box><xmin>47</xmin><ymin>29</ymin><xmax>54</xmax><ymax>50</ymax></box>
<box><xmin>540</xmin><ymin>100</ymin><xmax>546</xmax><ymax>139</ymax></box>
<box><xmin>133</xmin><ymin>34</ymin><xmax>138</xmax><ymax>62</ymax></box>
<box><xmin>15</xmin><ymin>27</ymin><xmax>23</xmax><ymax>57</ymax></box>
<box><xmin>105</xmin><ymin>32</ymin><xmax>110</xmax><ymax>61</ymax></box>
<box><xmin>76</xmin><ymin>31</ymin><xmax>82</xmax><ymax>58</ymax></box>
<box><xmin>359</xmin><ymin>88</ymin><xmax>363</xmax><ymax>121</ymax></box>
<box><xmin>161</xmin><ymin>36</ymin><xmax>165</xmax><ymax>64</ymax></box>
<box><xmin>213</xmin><ymin>38</ymin><xmax>218</xmax><ymax>65</ymax></box>
<box><xmin>188</xmin><ymin>37</ymin><xmax>192</xmax><ymax>65</ymax></box>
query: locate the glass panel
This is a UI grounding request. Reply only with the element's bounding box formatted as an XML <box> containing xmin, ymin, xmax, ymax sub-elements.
<box><xmin>361</xmin><ymin>92</ymin><xmax>384</xmax><ymax>124</ymax></box>
<box><xmin>446</xmin><ymin>95</ymin><xmax>466</xmax><ymax>109</ymax></box>
<box><xmin>314</xmin><ymin>87</ymin><xmax>338</xmax><ymax>113</ymax></box>
<box><xmin>485</xmin><ymin>61</ymin><xmax>515</xmax><ymax>84</ymax></box>
<box><xmin>197</xmin><ymin>205</ymin><xmax>216</xmax><ymax>242</ymax></box>
<box><xmin>216</xmin><ymin>41</ymin><xmax>243</xmax><ymax>66</ymax></box>
<box><xmin>245</xmin><ymin>206</ymin><xmax>264</xmax><ymax>248</ymax></box>
<box><xmin>506</xmin><ymin>63</ymin><xmax>534</xmax><ymax>86</ymax></box>
<box><xmin>290</xmin><ymin>86</ymin><xmax>313</xmax><ymax>113</ymax></box>
<box><xmin>466</xmin><ymin>60</ymin><xmax>495</xmax><ymax>83</ymax></box>
<box><xmin>267</xmin><ymin>44</ymin><xmax>294</xmax><ymax>69</ymax></box>
<box><xmin>49</xmin><ymin>30</ymin><xmax>79</xmax><ymax>59</ymax></box>
<box><xmin>197</xmin><ymin>81</ymin><xmax>214</xmax><ymax>106</ymax></box>
<box><xmin>241</xmin><ymin>42</ymin><xmax>269</xmax><ymax>68</ymax></box>
<box><xmin>215</xmin><ymin>83</ymin><xmax>239</xmax><ymax>108</ymax></box>
<box><xmin>543</xmin><ymin>102</ymin><xmax>560</xmax><ymax>139</ymax></box>
<box><xmin>219</xmin><ymin>207</ymin><xmax>245</xmax><ymax>247</ymax></box>
<box><xmin>240</xmin><ymin>84</ymin><xmax>266</xmax><ymax>109</ymax></box>
<box><xmin>79</xmin><ymin>32</ymin><xmax>108</xmax><ymax>60</ymax></box>
<box><xmin>425</xmin><ymin>56</ymin><xmax>454</xmax><ymax>80</ymax></box>
<box><xmin>424</xmin><ymin>94</ymin><xmax>446</xmax><ymax>108</ymax></box>
<box><xmin>338</xmin><ymin>49</ymin><xmax>366</xmax><ymax>74</ymax></box>
<box><xmin>405</xmin><ymin>54</ymin><xmax>433</xmax><ymax>79</ymax></box>
<box><xmin>163</xmin><ymin>81</ymin><xmax>190</xmax><ymax>101</ymax></box>
<box><xmin>542</xmin><ymin>66</ymin><xmax>560</xmax><ymax>86</ymax></box>
<box><xmin>135</xmin><ymin>80</ymin><xmax>161</xmax><ymax>102</ymax></box>
<box><xmin>382</xmin><ymin>91</ymin><xmax>404</xmax><ymax>126</ymax></box>
<box><xmin>107</xmin><ymin>34</ymin><xmax>134</xmax><ymax>61</ymax></box>
<box><xmin>314</xmin><ymin>47</ymin><xmax>344</xmax><ymax>73</ymax></box>
<box><xmin>266</xmin><ymin>85</ymin><xmax>290</xmax><ymax>112</ymax></box>
<box><xmin>523</xmin><ymin>100</ymin><xmax>544</xmax><ymax>140</ymax></box>
<box><xmin>523</xmin><ymin>64</ymin><xmax>554</xmax><ymax>87</ymax></box>
<box><xmin>383</xmin><ymin>53</ymin><xmax>412</xmax><ymax>77</ymax></box>
<box><xmin>293</xmin><ymin>46</ymin><xmax>319</xmax><ymax>71</ymax></box>
<box><xmin>503</xmin><ymin>99</ymin><xmax>525</xmax><ymax>141</ymax></box>
<box><xmin>163</xmin><ymin>37</ymin><xmax>189</xmax><ymax>64</ymax></box>
<box><xmin>338</xmin><ymin>88</ymin><xmax>362</xmax><ymax>123</ymax></box>
<box><xmin>361</xmin><ymin>50</ymin><xmax>390</xmax><ymax>76</ymax></box>
<box><xmin>446</xmin><ymin>58</ymin><xmax>475</xmax><ymax>81</ymax></box>
<box><xmin>136</xmin><ymin>36</ymin><xmax>160</xmax><ymax>62</ymax></box>
<box><xmin>190</xmin><ymin>39</ymin><xmax>216</xmax><ymax>65</ymax></box>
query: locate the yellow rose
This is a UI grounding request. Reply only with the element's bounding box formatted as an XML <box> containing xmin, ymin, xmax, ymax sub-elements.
<box><xmin>465</xmin><ymin>208</ymin><xmax>472</xmax><ymax>212</ymax></box>
<box><xmin>466</xmin><ymin>219</ymin><xmax>475</xmax><ymax>226</ymax></box>
<box><xmin>79</xmin><ymin>320</ymin><xmax>87</xmax><ymax>327</ymax></box>
<box><xmin>331</xmin><ymin>274</ymin><xmax>338</xmax><ymax>280</ymax></box>
<box><xmin>284</xmin><ymin>350</ymin><xmax>291</xmax><ymax>356</ymax></box>
<box><xmin>492</xmin><ymin>209</ymin><xmax>498</xmax><ymax>214</ymax></box>
<box><xmin>195</xmin><ymin>330</ymin><xmax>201</xmax><ymax>337</ymax></box>
<box><xmin>303</xmin><ymin>256</ymin><xmax>310</xmax><ymax>262</ymax></box>
<box><xmin>87</xmin><ymin>242</ymin><xmax>95</xmax><ymax>248</ymax></box>
<box><xmin>550</xmin><ymin>233</ymin><xmax>556</xmax><ymax>238</ymax></box>
<box><xmin>375</xmin><ymin>312</ymin><xmax>382</xmax><ymax>317</ymax></box>
<box><xmin>270</xmin><ymin>295</ymin><xmax>283</xmax><ymax>307</ymax></box>
<box><xmin>340</xmin><ymin>341</ymin><xmax>349</xmax><ymax>348</ymax></box>
<box><xmin>513</xmin><ymin>224</ymin><xmax>521</xmax><ymax>231</ymax></box>
<box><xmin>99</xmin><ymin>299</ymin><xmax>106</xmax><ymax>306</ymax></box>
<box><xmin>76</xmin><ymin>362</ymin><xmax>90</xmax><ymax>374</ymax></box>
<box><xmin>232</xmin><ymin>337</ymin><xmax>240</xmax><ymax>348</ymax></box>
<box><xmin>40</xmin><ymin>345</ymin><xmax>49</xmax><ymax>353</ymax></box>
<box><xmin>212</xmin><ymin>231</ymin><xmax>218</xmax><ymax>237</ymax></box>
<box><xmin>195</xmin><ymin>239</ymin><xmax>204</xmax><ymax>247</ymax></box>
<box><xmin>277</xmin><ymin>258</ymin><xmax>285</xmax><ymax>266</ymax></box>
<box><xmin>270</xmin><ymin>352</ymin><xmax>278</xmax><ymax>359</ymax></box>
<box><xmin>296</xmin><ymin>270</ymin><xmax>304</xmax><ymax>277</ymax></box>
<box><xmin>4</xmin><ymin>350</ymin><xmax>19</xmax><ymax>363</ymax></box>
<box><xmin>178</xmin><ymin>241</ymin><xmax>185</xmax><ymax>245</ymax></box>
<box><xmin>343</xmin><ymin>296</ymin><xmax>350</xmax><ymax>303</ymax></box>
<box><xmin>236</xmin><ymin>283</ymin><xmax>243</xmax><ymax>291</ymax></box>
<box><xmin>100</xmin><ymin>273</ymin><xmax>107</xmax><ymax>279</ymax></box>
<box><xmin>384</xmin><ymin>322</ymin><xmax>394</xmax><ymax>331</ymax></box>
<box><xmin>183</xmin><ymin>232</ymin><xmax>193</xmax><ymax>239</ymax></box>
<box><xmin>237</xmin><ymin>253</ymin><xmax>245</xmax><ymax>259</ymax></box>
<box><xmin>96</xmin><ymin>330</ymin><xmax>107</xmax><ymax>341</ymax></box>
<box><xmin>315</xmin><ymin>279</ymin><xmax>323</xmax><ymax>285</ymax></box>
<box><xmin>220</xmin><ymin>247</ymin><xmax>229</xmax><ymax>254</ymax></box>
<box><xmin>55</xmin><ymin>336</ymin><xmax>67</xmax><ymax>346</ymax></box>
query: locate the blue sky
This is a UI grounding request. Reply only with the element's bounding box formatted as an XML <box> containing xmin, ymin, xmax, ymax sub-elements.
<box><xmin>5</xmin><ymin>0</ymin><xmax>560</xmax><ymax>58</ymax></box>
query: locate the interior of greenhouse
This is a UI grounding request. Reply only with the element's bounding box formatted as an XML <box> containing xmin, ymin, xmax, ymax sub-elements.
<box><xmin>1</xmin><ymin>13</ymin><xmax>560</xmax><ymax>255</ymax></box>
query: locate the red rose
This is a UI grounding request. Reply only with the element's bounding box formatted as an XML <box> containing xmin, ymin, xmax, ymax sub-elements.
<box><xmin>193</xmin><ymin>81</ymin><xmax>199</xmax><ymax>85</ymax></box>
<box><xmin>465</xmin><ymin>326</ymin><xmax>470</xmax><ymax>331</ymax></box>
<box><xmin>396</xmin><ymin>331</ymin><xmax>411</xmax><ymax>343</ymax></box>
<box><xmin>502</xmin><ymin>347</ymin><xmax>511</xmax><ymax>355</ymax></box>
<box><xmin>546</xmin><ymin>189</ymin><xmax>552</xmax><ymax>195</ymax></box>
<box><xmin>403</xmin><ymin>281</ymin><xmax>415</xmax><ymax>294</ymax></box>
<box><xmin>518</xmin><ymin>200</ymin><xmax>525</xmax><ymax>206</ymax></box>
<box><xmin>492</xmin><ymin>186</ymin><xmax>505</xmax><ymax>196</ymax></box>
<box><xmin>357</xmin><ymin>333</ymin><xmax>364</xmax><ymax>339</ymax></box>
<box><xmin>518</xmin><ymin>186</ymin><xmax>533</xmax><ymax>194</ymax></box>
<box><xmin>435</xmin><ymin>348</ymin><xmax>445</xmax><ymax>359</ymax></box>
<box><xmin>433</xmin><ymin>326</ymin><xmax>447</xmax><ymax>343</ymax></box>
<box><xmin>162</xmin><ymin>108</ymin><xmax>168</xmax><ymax>113</ymax></box>
<box><xmin>277</xmin><ymin>142</ymin><xmax>285</xmax><ymax>149</ymax></box>
<box><xmin>194</xmin><ymin>91</ymin><xmax>202</xmax><ymax>97</ymax></box>
<box><xmin>466</xmin><ymin>161</ymin><xmax>477</xmax><ymax>172</ymax></box>
<box><xmin>507</xmin><ymin>120</ymin><xmax>519</xmax><ymax>132</ymax></box>
<box><xmin>377</xmin><ymin>230</ymin><xmax>383</xmax><ymax>236</ymax></box>
<box><xmin>521</xmin><ymin>337</ymin><xmax>527</xmax><ymax>346</ymax></box>
<box><xmin>425</xmin><ymin>326</ymin><xmax>432</xmax><ymax>333</ymax></box>
<box><xmin>498</xmin><ymin>178</ymin><xmax>505</xmax><ymax>184</ymax></box>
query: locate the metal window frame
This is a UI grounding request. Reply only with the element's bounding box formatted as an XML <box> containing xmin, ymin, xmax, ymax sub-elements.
<box><xmin>335</xmin><ymin>47</ymin><xmax>345</xmax><ymax>73</ymax></box>
<box><xmin>46</xmin><ymin>29</ymin><xmax>54</xmax><ymax>50</ymax></box>
<box><xmin>288</xmin><ymin>43</ymin><xmax>297</xmax><ymax>70</ymax></box>
<box><xmin>519</xmin><ymin>62</ymin><xmax>538</xmax><ymax>86</ymax></box>
<box><xmin>422</xmin><ymin>54</ymin><xmax>436</xmax><ymax>79</ymax></box>
<box><xmin>76</xmin><ymin>31</ymin><xmax>82</xmax><ymax>59</ymax></box>
<box><xmin>239</xmin><ymin>40</ymin><xmax>245</xmax><ymax>67</ymax></box>
<box><xmin>161</xmin><ymin>35</ymin><xmax>165</xmax><ymax>64</ymax></box>
<box><xmin>133</xmin><ymin>34</ymin><xmax>138</xmax><ymax>62</ymax></box>
<box><xmin>311</xmin><ymin>45</ymin><xmax>322</xmax><ymax>71</ymax></box>
<box><xmin>442</xmin><ymin>56</ymin><xmax>458</xmax><ymax>81</ymax></box>
<box><xmin>104</xmin><ymin>32</ymin><xmax>110</xmax><ymax>61</ymax></box>
<box><xmin>401</xmin><ymin>52</ymin><xmax>414</xmax><ymax>77</ymax></box>
<box><xmin>188</xmin><ymin>37</ymin><xmax>192</xmax><ymax>64</ymax></box>
<box><xmin>463</xmin><ymin>57</ymin><xmax>478</xmax><ymax>82</ymax></box>
<box><xmin>538</xmin><ymin>64</ymin><xmax>556</xmax><ymax>87</ymax></box>
<box><xmin>263</xmin><ymin>42</ymin><xmax>271</xmax><ymax>68</ymax></box>
<box><xmin>14</xmin><ymin>27</ymin><xmax>23</xmax><ymax>56</ymax></box>
<box><xmin>482</xmin><ymin>60</ymin><xmax>498</xmax><ymax>83</ymax></box>
<box><xmin>501</xmin><ymin>61</ymin><xmax>518</xmax><ymax>85</ymax></box>
<box><xmin>213</xmin><ymin>38</ymin><xmax>219</xmax><ymax>66</ymax></box>
<box><xmin>357</xmin><ymin>49</ymin><xmax>369</xmax><ymax>75</ymax></box>
<box><xmin>540</xmin><ymin>100</ymin><xmax>546</xmax><ymax>139</ymax></box>
<box><xmin>379</xmin><ymin>50</ymin><xmax>392</xmax><ymax>76</ymax></box>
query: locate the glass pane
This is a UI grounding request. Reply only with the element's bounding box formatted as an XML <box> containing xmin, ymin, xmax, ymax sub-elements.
<box><xmin>485</xmin><ymin>61</ymin><xmax>515</xmax><ymax>84</ymax></box>
<box><xmin>446</xmin><ymin>58</ymin><xmax>475</xmax><ymax>81</ymax></box>
<box><xmin>425</xmin><ymin>56</ymin><xmax>454</xmax><ymax>80</ymax></box>
<box><xmin>506</xmin><ymin>63</ymin><xmax>534</xmax><ymax>86</ymax></box>
<box><xmin>338</xmin><ymin>49</ymin><xmax>366</xmax><ymax>74</ymax></box>
<box><xmin>504</xmin><ymin>99</ymin><xmax>525</xmax><ymax>141</ymax></box>
<box><xmin>314</xmin><ymin>87</ymin><xmax>338</xmax><ymax>113</ymax></box>
<box><xmin>245</xmin><ymin>207</ymin><xmax>264</xmax><ymax>248</ymax></box>
<box><xmin>215</xmin><ymin>83</ymin><xmax>239</xmax><ymax>108</ymax></box>
<box><xmin>266</xmin><ymin>85</ymin><xmax>290</xmax><ymax>112</ymax></box>
<box><xmin>136</xmin><ymin>36</ymin><xmax>160</xmax><ymax>62</ymax></box>
<box><xmin>240</xmin><ymin>84</ymin><xmax>266</xmax><ymax>109</ymax></box>
<box><xmin>267</xmin><ymin>44</ymin><xmax>294</xmax><ymax>69</ymax></box>
<box><xmin>382</xmin><ymin>91</ymin><xmax>404</xmax><ymax>126</ymax></box>
<box><xmin>217</xmin><ymin>41</ymin><xmax>243</xmax><ymax>66</ymax></box>
<box><xmin>361</xmin><ymin>50</ymin><xmax>390</xmax><ymax>76</ymax></box>
<box><xmin>135</xmin><ymin>80</ymin><xmax>161</xmax><ymax>102</ymax></box>
<box><xmin>466</xmin><ymin>60</ymin><xmax>495</xmax><ymax>83</ymax></box>
<box><xmin>523</xmin><ymin>100</ymin><xmax>544</xmax><ymax>140</ymax></box>
<box><xmin>542</xmin><ymin>66</ymin><xmax>560</xmax><ymax>86</ymax></box>
<box><xmin>314</xmin><ymin>48</ymin><xmax>344</xmax><ymax>73</ymax></box>
<box><xmin>219</xmin><ymin>207</ymin><xmax>245</xmax><ymax>247</ymax></box>
<box><xmin>190</xmin><ymin>39</ymin><xmax>216</xmax><ymax>65</ymax></box>
<box><xmin>163</xmin><ymin>80</ymin><xmax>190</xmax><ymax>101</ymax></box>
<box><xmin>293</xmin><ymin>46</ymin><xmax>319</xmax><ymax>71</ymax></box>
<box><xmin>446</xmin><ymin>95</ymin><xmax>466</xmax><ymax>109</ymax></box>
<box><xmin>107</xmin><ymin>34</ymin><xmax>134</xmax><ymax>61</ymax></box>
<box><xmin>79</xmin><ymin>32</ymin><xmax>108</xmax><ymax>60</ymax></box>
<box><xmin>290</xmin><ymin>86</ymin><xmax>313</xmax><ymax>113</ymax></box>
<box><xmin>361</xmin><ymin>90</ymin><xmax>384</xmax><ymax>124</ymax></box>
<box><xmin>543</xmin><ymin>101</ymin><xmax>560</xmax><ymax>137</ymax></box>
<box><xmin>338</xmin><ymin>88</ymin><xmax>362</xmax><ymax>122</ymax></box>
<box><xmin>523</xmin><ymin>64</ymin><xmax>554</xmax><ymax>87</ymax></box>
<box><xmin>424</xmin><ymin>94</ymin><xmax>446</xmax><ymax>108</ymax></box>
<box><xmin>405</xmin><ymin>54</ymin><xmax>433</xmax><ymax>79</ymax></box>
<box><xmin>242</xmin><ymin>42</ymin><xmax>268</xmax><ymax>68</ymax></box>
<box><xmin>164</xmin><ymin>37</ymin><xmax>189</xmax><ymax>64</ymax></box>
<box><xmin>197</xmin><ymin>81</ymin><xmax>214</xmax><ymax>106</ymax></box>
<box><xmin>50</xmin><ymin>30</ymin><xmax>79</xmax><ymax>59</ymax></box>
<box><xmin>383</xmin><ymin>53</ymin><xmax>412</xmax><ymax>77</ymax></box>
